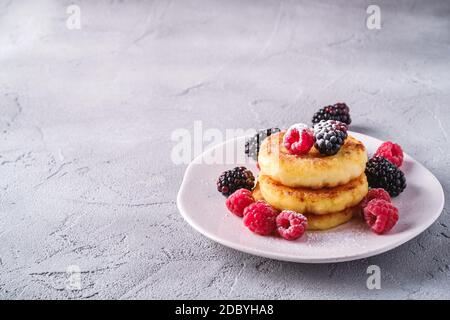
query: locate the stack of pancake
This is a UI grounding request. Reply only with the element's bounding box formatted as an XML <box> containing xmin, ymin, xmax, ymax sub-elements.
<box><xmin>253</xmin><ymin>131</ymin><xmax>369</xmax><ymax>230</ymax></box>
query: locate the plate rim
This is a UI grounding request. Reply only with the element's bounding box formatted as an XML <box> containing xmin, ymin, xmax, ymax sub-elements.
<box><xmin>177</xmin><ymin>132</ymin><xmax>445</xmax><ymax>263</ymax></box>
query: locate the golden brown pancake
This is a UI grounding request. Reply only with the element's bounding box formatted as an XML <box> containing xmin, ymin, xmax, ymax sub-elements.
<box><xmin>252</xmin><ymin>184</ymin><xmax>358</xmax><ymax>230</ymax></box>
<box><xmin>258</xmin><ymin>173</ymin><xmax>368</xmax><ymax>215</ymax></box>
<box><xmin>258</xmin><ymin>131</ymin><xmax>368</xmax><ymax>189</ymax></box>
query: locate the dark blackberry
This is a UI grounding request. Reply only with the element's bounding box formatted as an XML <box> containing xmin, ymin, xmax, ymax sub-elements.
<box><xmin>216</xmin><ymin>166</ymin><xmax>255</xmax><ymax>197</ymax></box>
<box><xmin>312</xmin><ymin>103</ymin><xmax>351</xmax><ymax>125</ymax></box>
<box><xmin>313</xmin><ymin>120</ymin><xmax>348</xmax><ymax>156</ymax></box>
<box><xmin>245</xmin><ymin>128</ymin><xmax>280</xmax><ymax>160</ymax></box>
<box><xmin>365</xmin><ymin>156</ymin><xmax>406</xmax><ymax>197</ymax></box>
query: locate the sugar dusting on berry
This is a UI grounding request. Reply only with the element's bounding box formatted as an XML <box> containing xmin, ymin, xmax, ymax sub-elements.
<box><xmin>276</xmin><ymin>210</ymin><xmax>308</xmax><ymax>240</ymax></box>
<box><xmin>365</xmin><ymin>156</ymin><xmax>406</xmax><ymax>197</ymax></box>
<box><xmin>312</xmin><ymin>103</ymin><xmax>352</xmax><ymax>125</ymax></box>
<box><xmin>226</xmin><ymin>188</ymin><xmax>255</xmax><ymax>217</ymax></box>
<box><xmin>374</xmin><ymin>141</ymin><xmax>404</xmax><ymax>167</ymax></box>
<box><xmin>313</xmin><ymin>120</ymin><xmax>348</xmax><ymax>156</ymax></box>
<box><xmin>363</xmin><ymin>199</ymin><xmax>399</xmax><ymax>234</ymax></box>
<box><xmin>216</xmin><ymin>166</ymin><xmax>255</xmax><ymax>197</ymax></box>
<box><xmin>283</xmin><ymin>123</ymin><xmax>315</xmax><ymax>155</ymax></box>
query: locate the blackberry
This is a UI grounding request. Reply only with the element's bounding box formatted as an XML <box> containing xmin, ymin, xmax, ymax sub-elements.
<box><xmin>312</xmin><ymin>103</ymin><xmax>351</xmax><ymax>125</ymax></box>
<box><xmin>216</xmin><ymin>166</ymin><xmax>255</xmax><ymax>197</ymax></box>
<box><xmin>365</xmin><ymin>156</ymin><xmax>406</xmax><ymax>197</ymax></box>
<box><xmin>313</xmin><ymin>120</ymin><xmax>348</xmax><ymax>156</ymax></box>
<box><xmin>245</xmin><ymin>128</ymin><xmax>280</xmax><ymax>160</ymax></box>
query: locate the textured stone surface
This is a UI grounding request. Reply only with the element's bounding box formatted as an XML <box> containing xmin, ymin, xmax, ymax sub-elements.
<box><xmin>0</xmin><ymin>0</ymin><xmax>449</xmax><ymax>299</ymax></box>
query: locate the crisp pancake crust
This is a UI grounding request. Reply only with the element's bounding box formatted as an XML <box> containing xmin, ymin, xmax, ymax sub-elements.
<box><xmin>252</xmin><ymin>184</ymin><xmax>358</xmax><ymax>230</ymax></box>
<box><xmin>258</xmin><ymin>174</ymin><xmax>368</xmax><ymax>215</ymax></box>
<box><xmin>303</xmin><ymin>208</ymin><xmax>356</xmax><ymax>231</ymax></box>
<box><xmin>258</xmin><ymin>132</ymin><xmax>368</xmax><ymax>188</ymax></box>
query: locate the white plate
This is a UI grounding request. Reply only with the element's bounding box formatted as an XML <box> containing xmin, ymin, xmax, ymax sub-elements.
<box><xmin>177</xmin><ymin>132</ymin><xmax>445</xmax><ymax>263</ymax></box>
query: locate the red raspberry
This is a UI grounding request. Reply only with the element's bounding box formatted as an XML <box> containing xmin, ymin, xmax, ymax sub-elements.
<box><xmin>360</xmin><ymin>188</ymin><xmax>392</xmax><ymax>209</ymax></box>
<box><xmin>363</xmin><ymin>199</ymin><xmax>399</xmax><ymax>234</ymax></box>
<box><xmin>243</xmin><ymin>201</ymin><xmax>278</xmax><ymax>235</ymax></box>
<box><xmin>226</xmin><ymin>189</ymin><xmax>255</xmax><ymax>217</ymax></box>
<box><xmin>374</xmin><ymin>141</ymin><xmax>404</xmax><ymax>167</ymax></box>
<box><xmin>283</xmin><ymin>123</ymin><xmax>315</xmax><ymax>155</ymax></box>
<box><xmin>276</xmin><ymin>210</ymin><xmax>308</xmax><ymax>240</ymax></box>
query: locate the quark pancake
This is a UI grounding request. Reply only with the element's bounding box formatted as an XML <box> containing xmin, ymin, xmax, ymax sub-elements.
<box><xmin>252</xmin><ymin>184</ymin><xmax>358</xmax><ymax>230</ymax></box>
<box><xmin>258</xmin><ymin>131</ymin><xmax>368</xmax><ymax>189</ymax></box>
<box><xmin>258</xmin><ymin>173</ymin><xmax>368</xmax><ymax>215</ymax></box>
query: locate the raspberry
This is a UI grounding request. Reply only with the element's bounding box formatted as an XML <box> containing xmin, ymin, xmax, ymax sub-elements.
<box><xmin>226</xmin><ymin>189</ymin><xmax>255</xmax><ymax>217</ymax></box>
<box><xmin>363</xmin><ymin>199</ymin><xmax>399</xmax><ymax>234</ymax></box>
<box><xmin>243</xmin><ymin>201</ymin><xmax>278</xmax><ymax>236</ymax></box>
<box><xmin>283</xmin><ymin>123</ymin><xmax>315</xmax><ymax>155</ymax></box>
<box><xmin>374</xmin><ymin>141</ymin><xmax>404</xmax><ymax>167</ymax></box>
<box><xmin>360</xmin><ymin>188</ymin><xmax>392</xmax><ymax>209</ymax></box>
<box><xmin>276</xmin><ymin>210</ymin><xmax>308</xmax><ymax>240</ymax></box>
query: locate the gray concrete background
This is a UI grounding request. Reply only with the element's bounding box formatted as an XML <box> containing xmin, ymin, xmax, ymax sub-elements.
<box><xmin>0</xmin><ymin>0</ymin><xmax>449</xmax><ymax>299</ymax></box>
